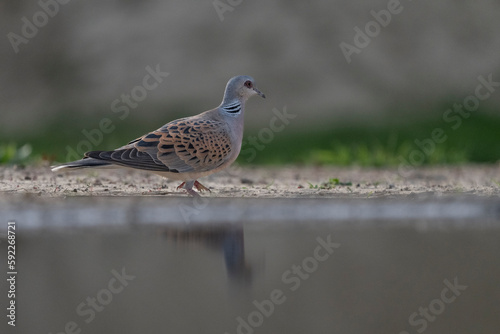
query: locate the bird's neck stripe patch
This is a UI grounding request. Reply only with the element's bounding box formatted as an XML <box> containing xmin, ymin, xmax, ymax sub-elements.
<box><xmin>223</xmin><ymin>102</ymin><xmax>241</xmax><ymax>113</ymax></box>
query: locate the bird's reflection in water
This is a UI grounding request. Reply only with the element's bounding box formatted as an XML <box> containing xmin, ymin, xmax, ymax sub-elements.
<box><xmin>162</xmin><ymin>225</ymin><xmax>251</xmax><ymax>284</ymax></box>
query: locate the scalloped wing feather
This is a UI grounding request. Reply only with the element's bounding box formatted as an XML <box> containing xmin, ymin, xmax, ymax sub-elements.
<box><xmin>85</xmin><ymin>118</ymin><xmax>233</xmax><ymax>174</ymax></box>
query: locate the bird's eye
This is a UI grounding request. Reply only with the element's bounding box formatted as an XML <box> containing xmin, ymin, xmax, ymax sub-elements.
<box><xmin>244</xmin><ymin>81</ymin><xmax>253</xmax><ymax>88</ymax></box>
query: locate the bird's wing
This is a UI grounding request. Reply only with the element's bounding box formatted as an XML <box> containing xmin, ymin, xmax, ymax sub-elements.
<box><xmin>85</xmin><ymin>118</ymin><xmax>233</xmax><ymax>174</ymax></box>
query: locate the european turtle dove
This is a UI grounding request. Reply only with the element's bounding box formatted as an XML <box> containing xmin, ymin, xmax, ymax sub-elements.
<box><xmin>51</xmin><ymin>75</ymin><xmax>265</xmax><ymax>196</ymax></box>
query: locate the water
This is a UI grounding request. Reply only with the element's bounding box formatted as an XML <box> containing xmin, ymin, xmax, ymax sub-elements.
<box><xmin>1</xmin><ymin>197</ymin><xmax>500</xmax><ymax>333</ymax></box>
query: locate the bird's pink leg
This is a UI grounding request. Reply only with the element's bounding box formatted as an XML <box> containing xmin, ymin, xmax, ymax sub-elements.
<box><xmin>194</xmin><ymin>180</ymin><xmax>211</xmax><ymax>192</ymax></box>
<box><xmin>176</xmin><ymin>180</ymin><xmax>210</xmax><ymax>196</ymax></box>
<box><xmin>176</xmin><ymin>180</ymin><xmax>201</xmax><ymax>197</ymax></box>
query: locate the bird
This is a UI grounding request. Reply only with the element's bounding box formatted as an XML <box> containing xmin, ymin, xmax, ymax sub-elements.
<box><xmin>51</xmin><ymin>75</ymin><xmax>265</xmax><ymax>196</ymax></box>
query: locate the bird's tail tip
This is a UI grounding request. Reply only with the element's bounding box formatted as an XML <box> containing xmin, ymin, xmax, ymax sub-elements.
<box><xmin>50</xmin><ymin>158</ymin><xmax>112</xmax><ymax>172</ymax></box>
<box><xmin>50</xmin><ymin>164</ymin><xmax>80</xmax><ymax>172</ymax></box>
<box><xmin>50</xmin><ymin>165</ymin><xmax>66</xmax><ymax>172</ymax></box>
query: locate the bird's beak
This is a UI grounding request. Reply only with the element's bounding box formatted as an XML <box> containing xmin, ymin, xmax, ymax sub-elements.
<box><xmin>253</xmin><ymin>87</ymin><xmax>266</xmax><ymax>98</ymax></box>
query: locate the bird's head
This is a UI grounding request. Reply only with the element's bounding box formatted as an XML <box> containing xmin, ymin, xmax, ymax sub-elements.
<box><xmin>223</xmin><ymin>75</ymin><xmax>265</xmax><ymax>105</ymax></box>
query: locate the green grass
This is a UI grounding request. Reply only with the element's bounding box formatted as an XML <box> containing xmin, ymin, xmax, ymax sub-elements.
<box><xmin>1</xmin><ymin>109</ymin><xmax>499</xmax><ymax>166</ymax></box>
<box><xmin>0</xmin><ymin>143</ymin><xmax>36</xmax><ymax>165</ymax></box>
<box><xmin>241</xmin><ymin>112</ymin><xmax>500</xmax><ymax>166</ymax></box>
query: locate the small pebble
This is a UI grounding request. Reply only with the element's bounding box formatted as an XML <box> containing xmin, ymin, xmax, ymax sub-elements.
<box><xmin>241</xmin><ymin>178</ymin><xmax>253</xmax><ymax>185</ymax></box>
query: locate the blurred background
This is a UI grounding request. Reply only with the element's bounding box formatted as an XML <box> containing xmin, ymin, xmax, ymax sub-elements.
<box><xmin>0</xmin><ymin>0</ymin><xmax>499</xmax><ymax>165</ymax></box>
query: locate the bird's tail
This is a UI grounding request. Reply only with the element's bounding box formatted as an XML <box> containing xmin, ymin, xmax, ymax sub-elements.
<box><xmin>51</xmin><ymin>158</ymin><xmax>113</xmax><ymax>172</ymax></box>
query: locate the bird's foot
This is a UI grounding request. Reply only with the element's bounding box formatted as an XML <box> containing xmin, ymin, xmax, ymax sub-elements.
<box><xmin>176</xmin><ymin>180</ymin><xmax>210</xmax><ymax>197</ymax></box>
<box><xmin>194</xmin><ymin>180</ymin><xmax>211</xmax><ymax>193</ymax></box>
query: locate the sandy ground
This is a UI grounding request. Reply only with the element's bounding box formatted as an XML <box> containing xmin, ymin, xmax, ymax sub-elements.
<box><xmin>1</xmin><ymin>163</ymin><xmax>499</xmax><ymax>199</ymax></box>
